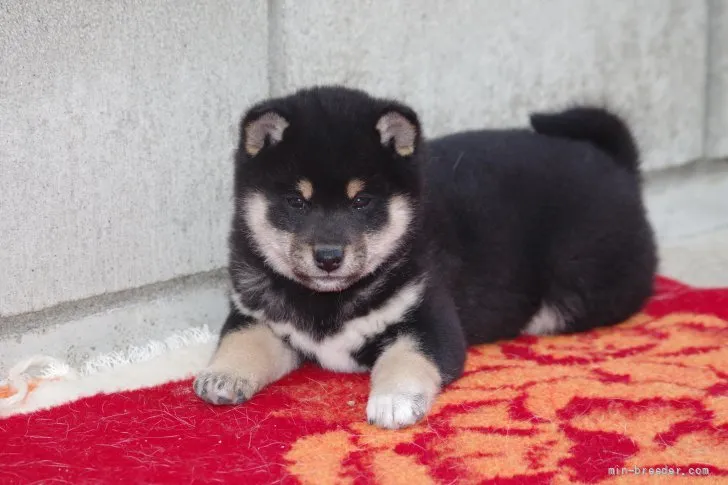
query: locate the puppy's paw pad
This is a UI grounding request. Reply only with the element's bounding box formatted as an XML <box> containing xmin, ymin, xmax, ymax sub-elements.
<box><xmin>193</xmin><ymin>371</ymin><xmax>254</xmax><ymax>405</ymax></box>
<box><xmin>366</xmin><ymin>392</ymin><xmax>428</xmax><ymax>429</ymax></box>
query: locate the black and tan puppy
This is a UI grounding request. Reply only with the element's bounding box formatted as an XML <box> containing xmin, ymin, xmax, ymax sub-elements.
<box><xmin>194</xmin><ymin>86</ymin><xmax>656</xmax><ymax>428</ymax></box>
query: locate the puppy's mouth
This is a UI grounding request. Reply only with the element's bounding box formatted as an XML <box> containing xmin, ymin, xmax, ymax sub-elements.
<box><xmin>293</xmin><ymin>273</ymin><xmax>357</xmax><ymax>292</ymax></box>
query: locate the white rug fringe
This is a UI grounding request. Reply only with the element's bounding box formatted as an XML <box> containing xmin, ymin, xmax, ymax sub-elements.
<box><xmin>0</xmin><ymin>355</ymin><xmax>78</xmax><ymax>409</ymax></box>
<box><xmin>81</xmin><ymin>325</ymin><xmax>215</xmax><ymax>375</ymax></box>
<box><xmin>0</xmin><ymin>325</ymin><xmax>216</xmax><ymax>417</ymax></box>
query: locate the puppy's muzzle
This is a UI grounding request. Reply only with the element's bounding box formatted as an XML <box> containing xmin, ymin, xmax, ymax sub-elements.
<box><xmin>313</xmin><ymin>245</ymin><xmax>344</xmax><ymax>272</ymax></box>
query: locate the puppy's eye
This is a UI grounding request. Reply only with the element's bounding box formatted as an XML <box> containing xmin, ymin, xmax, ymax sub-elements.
<box><xmin>286</xmin><ymin>195</ymin><xmax>306</xmax><ymax>209</ymax></box>
<box><xmin>351</xmin><ymin>195</ymin><xmax>372</xmax><ymax>210</ymax></box>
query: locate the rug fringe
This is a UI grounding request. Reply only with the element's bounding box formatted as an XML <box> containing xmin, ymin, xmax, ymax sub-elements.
<box><xmin>0</xmin><ymin>325</ymin><xmax>216</xmax><ymax>409</ymax></box>
<box><xmin>0</xmin><ymin>355</ymin><xmax>77</xmax><ymax>409</ymax></box>
<box><xmin>81</xmin><ymin>325</ymin><xmax>215</xmax><ymax>375</ymax></box>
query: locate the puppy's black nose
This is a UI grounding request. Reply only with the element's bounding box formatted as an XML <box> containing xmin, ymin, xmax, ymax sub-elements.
<box><xmin>313</xmin><ymin>245</ymin><xmax>344</xmax><ymax>272</ymax></box>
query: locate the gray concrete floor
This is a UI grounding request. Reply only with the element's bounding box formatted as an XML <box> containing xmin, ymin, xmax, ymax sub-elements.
<box><xmin>660</xmin><ymin>229</ymin><xmax>728</xmax><ymax>287</ymax></box>
<box><xmin>645</xmin><ymin>160</ymin><xmax>728</xmax><ymax>287</ymax></box>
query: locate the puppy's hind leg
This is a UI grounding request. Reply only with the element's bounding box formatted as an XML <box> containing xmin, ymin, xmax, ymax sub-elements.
<box><xmin>194</xmin><ymin>311</ymin><xmax>300</xmax><ymax>405</ymax></box>
<box><xmin>527</xmin><ymin>258</ymin><xmax>656</xmax><ymax>336</ymax></box>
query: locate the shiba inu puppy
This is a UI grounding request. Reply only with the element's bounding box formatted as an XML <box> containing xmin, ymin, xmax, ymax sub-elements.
<box><xmin>194</xmin><ymin>86</ymin><xmax>656</xmax><ymax>429</ymax></box>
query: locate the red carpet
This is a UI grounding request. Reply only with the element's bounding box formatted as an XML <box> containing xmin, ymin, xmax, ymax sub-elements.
<box><xmin>1</xmin><ymin>277</ymin><xmax>727</xmax><ymax>484</ymax></box>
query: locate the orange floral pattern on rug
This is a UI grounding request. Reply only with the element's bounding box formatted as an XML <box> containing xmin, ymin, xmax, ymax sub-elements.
<box><xmin>276</xmin><ymin>279</ymin><xmax>728</xmax><ymax>484</ymax></box>
<box><xmin>1</xmin><ymin>278</ymin><xmax>726</xmax><ymax>484</ymax></box>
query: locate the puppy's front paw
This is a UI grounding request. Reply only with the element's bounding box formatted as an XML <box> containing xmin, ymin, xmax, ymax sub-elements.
<box><xmin>366</xmin><ymin>335</ymin><xmax>443</xmax><ymax>429</ymax></box>
<box><xmin>193</xmin><ymin>370</ymin><xmax>257</xmax><ymax>405</ymax></box>
<box><xmin>366</xmin><ymin>392</ymin><xmax>429</xmax><ymax>429</ymax></box>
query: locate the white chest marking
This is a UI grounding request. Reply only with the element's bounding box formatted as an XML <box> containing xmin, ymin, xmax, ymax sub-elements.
<box><xmin>267</xmin><ymin>280</ymin><xmax>425</xmax><ymax>372</ymax></box>
<box><xmin>230</xmin><ymin>290</ymin><xmax>265</xmax><ymax>320</ymax></box>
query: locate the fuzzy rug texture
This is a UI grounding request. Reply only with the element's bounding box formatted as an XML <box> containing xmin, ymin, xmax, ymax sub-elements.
<box><xmin>1</xmin><ymin>277</ymin><xmax>727</xmax><ymax>484</ymax></box>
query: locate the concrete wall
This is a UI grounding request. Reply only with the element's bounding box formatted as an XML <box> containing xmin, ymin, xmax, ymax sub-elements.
<box><xmin>1</xmin><ymin>1</ymin><xmax>268</xmax><ymax>316</ymax></box>
<box><xmin>272</xmin><ymin>0</ymin><xmax>708</xmax><ymax>170</ymax></box>
<box><xmin>707</xmin><ymin>0</ymin><xmax>728</xmax><ymax>157</ymax></box>
<box><xmin>1</xmin><ymin>0</ymin><xmax>727</xmax><ymax>319</ymax></box>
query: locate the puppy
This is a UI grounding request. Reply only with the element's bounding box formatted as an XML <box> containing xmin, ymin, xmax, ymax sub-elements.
<box><xmin>194</xmin><ymin>86</ymin><xmax>656</xmax><ymax>429</ymax></box>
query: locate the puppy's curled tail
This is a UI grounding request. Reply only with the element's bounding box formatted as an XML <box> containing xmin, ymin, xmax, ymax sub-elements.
<box><xmin>530</xmin><ymin>107</ymin><xmax>639</xmax><ymax>173</ymax></box>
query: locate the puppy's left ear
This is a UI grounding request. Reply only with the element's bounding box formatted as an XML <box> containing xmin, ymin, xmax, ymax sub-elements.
<box><xmin>376</xmin><ymin>108</ymin><xmax>420</xmax><ymax>157</ymax></box>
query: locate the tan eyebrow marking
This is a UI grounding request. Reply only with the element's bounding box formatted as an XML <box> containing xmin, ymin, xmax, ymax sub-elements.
<box><xmin>297</xmin><ymin>179</ymin><xmax>313</xmax><ymax>200</ymax></box>
<box><xmin>347</xmin><ymin>179</ymin><xmax>365</xmax><ymax>199</ymax></box>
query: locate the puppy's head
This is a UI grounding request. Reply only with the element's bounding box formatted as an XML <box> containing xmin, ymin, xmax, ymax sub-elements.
<box><xmin>234</xmin><ymin>87</ymin><xmax>422</xmax><ymax>292</ymax></box>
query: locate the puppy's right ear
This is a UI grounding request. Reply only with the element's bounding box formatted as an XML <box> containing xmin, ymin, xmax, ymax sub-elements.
<box><xmin>242</xmin><ymin>111</ymin><xmax>289</xmax><ymax>157</ymax></box>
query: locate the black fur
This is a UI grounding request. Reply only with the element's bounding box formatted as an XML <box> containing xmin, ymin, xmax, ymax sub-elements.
<box><xmin>224</xmin><ymin>86</ymin><xmax>656</xmax><ymax>386</ymax></box>
<box><xmin>530</xmin><ymin>107</ymin><xmax>640</xmax><ymax>173</ymax></box>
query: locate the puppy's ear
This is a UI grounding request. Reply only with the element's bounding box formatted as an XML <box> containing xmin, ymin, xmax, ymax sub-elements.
<box><xmin>243</xmin><ymin>111</ymin><xmax>289</xmax><ymax>157</ymax></box>
<box><xmin>376</xmin><ymin>109</ymin><xmax>419</xmax><ymax>157</ymax></box>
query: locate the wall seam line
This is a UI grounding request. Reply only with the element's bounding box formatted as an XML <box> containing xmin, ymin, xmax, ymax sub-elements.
<box><xmin>701</xmin><ymin>0</ymin><xmax>714</xmax><ymax>159</ymax></box>
<box><xmin>266</xmin><ymin>0</ymin><xmax>284</xmax><ymax>97</ymax></box>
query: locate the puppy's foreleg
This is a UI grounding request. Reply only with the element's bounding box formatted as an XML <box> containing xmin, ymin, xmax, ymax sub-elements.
<box><xmin>194</xmin><ymin>313</ymin><xmax>299</xmax><ymax>405</ymax></box>
<box><xmin>366</xmin><ymin>335</ymin><xmax>443</xmax><ymax>429</ymax></box>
